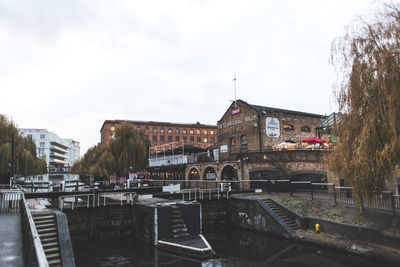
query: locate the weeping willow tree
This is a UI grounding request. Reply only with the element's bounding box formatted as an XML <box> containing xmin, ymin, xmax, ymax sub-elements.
<box><xmin>329</xmin><ymin>2</ymin><xmax>400</xmax><ymax>209</ymax></box>
<box><xmin>0</xmin><ymin>114</ymin><xmax>47</xmax><ymax>183</ymax></box>
<box><xmin>72</xmin><ymin>122</ymin><xmax>150</xmax><ymax>178</ymax></box>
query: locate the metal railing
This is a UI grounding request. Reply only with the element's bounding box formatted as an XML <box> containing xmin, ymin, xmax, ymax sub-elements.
<box><xmin>58</xmin><ymin>194</ymin><xmax>95</xmax><ymax>210</ymax></box>
<box><xmin>98</xmin><ymin>192</ymin><xmax>136</xmax><ymax>206</ymax></box>
<box><xmin>0</xmin><ymin>189</ymin><xmax>22</xmax><ymax>213</ymax></box>
<box><xmin>145</xmin><ymin>179</ymin><xmax>400</xmax><ymax>215</ymax></box>
<box><xmin>20</xmin><ymin>193</ymin><xmax>49</xmax><ymax>267</ymax></box>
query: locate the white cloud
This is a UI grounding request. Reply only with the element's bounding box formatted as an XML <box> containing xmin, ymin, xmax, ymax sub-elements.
<box><xmin>0</xmin><ymin>0</ymin><xmax>379</xmax><ymax>154</ymax></box>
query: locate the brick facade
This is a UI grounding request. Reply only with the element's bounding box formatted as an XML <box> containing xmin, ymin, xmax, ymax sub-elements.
<box><xmin>217</xmin><ymin>100</ymin><xmax>328</xmax><ymax>161</ymax></box>
<box><xmin>100</xmin><ymin>120</ymin><xmax>218</xmax><ymax>148</ymax></box>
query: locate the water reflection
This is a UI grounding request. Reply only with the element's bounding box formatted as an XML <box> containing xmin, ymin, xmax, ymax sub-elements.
<box><xmin>74</xmin><ymin>227</ymin><xmax>397</xmax><ymax>267</ymax></box>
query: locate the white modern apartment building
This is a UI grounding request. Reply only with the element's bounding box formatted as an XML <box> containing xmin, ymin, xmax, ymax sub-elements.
<box><xmin>18</xmin><ymin>128</ymin><xmax>80</xmax><ymax>186</ymax></box>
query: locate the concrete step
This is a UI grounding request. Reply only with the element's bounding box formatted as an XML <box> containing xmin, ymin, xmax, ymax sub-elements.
<box><xmin>33</xmin><ymin>214</ymin><xmax>55</xmax><ymax>220</ymax></box>
<box><xmin>41</xmin><ymin>237</ymin><xmax>58</xmax><ymax>243</ymax></box>
<box><xmin>36</xmin><ymin>223</ymin><xmax>56</xmax><ymax>229</ymax></box>
<box><xmin>173</xmin><ymin>232</ymin><xmax>190</xmax><ymax>238</ymax></box>
<box><xmin>172</xmin><ymin>223</ymin><xmax>185</xmax><ymax>229</ymax></box>
<box><xmin>44</xmin><ymin>246</ymin><xmax>60</xmax><ymax>254</ymax></box>
<box><xmin>37</xmin><ymin>227</ymin><xmax>57</xmax><ymax>234</ymax></box>
<box><xmin>39</xmin><ymin>232</ymin><xmax>57</xmax><ymax>238</ymax></box>
<box><xmin>35</xmin><ymin>219</ymin><xmax>55</xmax><ymax>225</ymax></box>
<box><xmin>42</xmin><ymin>242</ymin><xmax>59</xmax><ymax>248</ymax></box>
<box><xmin>47</xmin><ymin>258</ymin><xmax>61</xmax><ymax>266</ymax></box>
<box><xmin>173</xmin><ymin>227</ymin><xmax>188</xmax><ymax>233</ymax></box>
<box><xmin>172</xmin><ymin>218</ymin><xmax>184</xmax><ymax>224</ymax></box>
<box><xmin>46</xmin><ymin>252</ymin><xmax>60</xmax><ymax>260</ymax></box>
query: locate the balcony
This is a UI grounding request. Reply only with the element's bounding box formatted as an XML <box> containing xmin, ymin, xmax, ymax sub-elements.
<box><xmin>149</xmin><ymin>154</ymin><xmax>198</xmax><ymax>167</ymax></box>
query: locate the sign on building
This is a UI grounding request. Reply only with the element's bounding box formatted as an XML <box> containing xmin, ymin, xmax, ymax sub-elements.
<box><xmin>220</xmin><ymin>145</ymin><xmax>228</xmax><ymax>153</ymax></box>
<box><xmin>266</xmin><ymin>117</ymin><xmax>280</xmax><ymax>138</ymax></box>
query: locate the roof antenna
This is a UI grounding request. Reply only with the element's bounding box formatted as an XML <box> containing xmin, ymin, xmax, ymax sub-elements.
<box><xmin>233</xmin><ymin>74</ymin><xmax>237</xmax><ymax>107</ymax></box>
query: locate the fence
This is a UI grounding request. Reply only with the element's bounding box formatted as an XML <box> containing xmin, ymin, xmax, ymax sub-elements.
<box><xmin>145</xmin><ymin>179</ymin><xmax>400</xmax><ymax>215</ymax></box>
<box><xmin>0</xmin><ymin>184</ymin><xmax>23</xmax><ymax>213</ymax></box>
<box><xmin>58</xmin><ymin>192</ymin><xmax>136</xmax><ymax>210</ymax></box>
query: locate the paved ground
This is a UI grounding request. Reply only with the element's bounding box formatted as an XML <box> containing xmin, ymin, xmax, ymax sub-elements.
<box><xmin>0</xmin><ymin>213</ymin><xmax>23</xmax><ymax>267</ymax></box>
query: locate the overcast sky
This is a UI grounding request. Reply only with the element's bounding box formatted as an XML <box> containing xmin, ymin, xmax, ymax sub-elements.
<box><xmin>1</xmin><ymin>0</ymin><xmax>379</xmax><ymax>155</ymax></box>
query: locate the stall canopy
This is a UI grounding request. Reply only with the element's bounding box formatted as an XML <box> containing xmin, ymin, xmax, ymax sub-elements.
<box><xmin>302</xmin><ymin>137</ymin><xmax>328</xmax><ymax>144</ymax></box>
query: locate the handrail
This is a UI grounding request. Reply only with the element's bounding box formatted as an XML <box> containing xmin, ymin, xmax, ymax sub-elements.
<box><xmin>20</xmin><ymin>192</ymin><xmax>49</xmax><ymax>267</ymax></box>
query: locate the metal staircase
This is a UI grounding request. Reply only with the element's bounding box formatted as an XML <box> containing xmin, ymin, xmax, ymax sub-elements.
<box><xmin>263</xmin><ymin>199</ymin><xmax>299</xmax><ymax>231</ymax></box>
<box><xmin>171</xmin><ymin>206</ymin><xmax>190</xmax><ymax>238</ymax></box>
<box><xmin>32</xmin><ymin>212</ymin><xmax>62</xmax><ymax>267</ymax></box>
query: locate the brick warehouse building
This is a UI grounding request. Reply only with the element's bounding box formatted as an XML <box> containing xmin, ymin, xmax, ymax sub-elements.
<box><xmin>100</xmin><ymin>120</ymin><xmax>218</xmax><ymax>148</ymax></box>
<box><xmin>217</xmin><ymin>99</ymin><xmax>328</xmax><ymax>160</ymax></box>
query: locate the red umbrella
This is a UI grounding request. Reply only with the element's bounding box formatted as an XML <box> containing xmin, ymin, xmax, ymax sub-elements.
<box><xmin>302</xmin><ymin>137</ymin><xmax>328</xmax><ymax>144</ymax></box>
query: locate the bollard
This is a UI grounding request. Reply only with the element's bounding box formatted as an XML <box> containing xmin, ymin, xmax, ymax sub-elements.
<box><xmin>315</xmin><ymin>223</ymin><xmax>320</xmax><ymax>234</ymax></box>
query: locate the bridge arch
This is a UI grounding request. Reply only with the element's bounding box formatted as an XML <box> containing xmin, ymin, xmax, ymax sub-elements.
<box><xmin>220</xmin><ymin>164</ymin><xmax>238</xmax><ymax>181</ymax></box>
<box><xmin>188</xmin><ymin>167</ymin><xmax>200</xmax><ymax>180</ymax></box>
<box><xmin>203</xmin><ymin>166</ymin><xmax>217</xmax><ymax>180</ymax></box>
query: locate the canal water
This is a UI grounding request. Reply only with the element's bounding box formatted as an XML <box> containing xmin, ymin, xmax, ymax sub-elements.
<box><xmin>74</xmin><ymin>227</ymin><xmax>396</xmax><ymax>267</ymax></box>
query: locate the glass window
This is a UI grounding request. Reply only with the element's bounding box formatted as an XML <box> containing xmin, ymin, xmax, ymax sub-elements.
<box><xmin>160</xmin><ymin>136</ymin><xmax>165</xmax><ymax>141</ymax></box>
<box><xmin>167</xmin><ymin>128</ymin><xmax>172</xmax><ymax>134</ymax></box>
<box><xmin>197</xmin><ymin>137</ymin><xmax>201</xmax><ymax>142</ymax></box>
<box><xmin>152</xmin><ymin>135</ymin><xmax>157</xmax><ymax>141</ymax></box>
<box><xmin>190</xmin><ymin>136</ymin><xmax>194</xmax><ymax>142</ymax></box>
<box><xmin>210</xmin><ymin>137</ymin><xmax>214</xmax><ymax>143</ymax></box>
<box><xmin>203</xmin><ymin>130</ymin><xmax>208</xmax><ymax>135</ymax></box>
<box><xmin>301</xmin><ymin>126</ymin><xmax>311</xmax><ymax>132</ymax></box>
<box><xmin>283</xmin><ymin>124</ymin><xmax>294</xmax><ymax>131</ymax></box>
<box><xmin>183</xmin><ymin>136</ymin><xmax>187</xmax><ymax>141</ymax></box>
<box><xmin>145</xmin><ymin>127</ymin><xmax>149</xmax><ymax>132</ymax></box>
<box><xmin>40</xmin><ymin>134</ymin><xmax>45</xmax><ymax>139</ymax></box>
<box><xmin>210</xmin><ymin>130</ymin><xmax>214</xmax><ymax>135</ymax></box>
<box><xmin>168</xmin><ymin>136</ymin><xmax>172</xmax><ymax>142</ymax></box>
<box><xmin>40</xmin><ymin>142</ymin><xmax>45</xmax><ymax>148</ymax></box>
<box><xmin>204</xmin><ymin>137</ymin><xmax>208</xmax><ymax>143</ymax></box>
<box><xmin>152</xmin><ymin>127</ymin><xmax>157</xmax><ymax>133</ymax></box>
<box><xmin>189</xmin><ymin>129</ymin><xmax>194</xmax><ymax>134</ymax></box>
<box><xmin>160</xmin><ymin>128</ymin><xmax>165</xmax><ymax>133</ymax></box>
<box><xmin>111</xmin><ymin>126</ymin><xmax>115</xmax><ymax>131</ymax></box>
<box><xmin>175</xmin><ymin>136</ymin><xmax>180</xmax><ymax>141</ymax></box>
<box><xmin>137</xmin><ymin>126</ymin><xmax>141</xmax><ymax>129</ymax></box>
<box><xmin>196</xmin><ymin>129</ymin><xmax>200</xmax><ymax>135</ymax></box>
<box><xmin>175</xmin><ymin>128</ymin><xmax>180</xmax><ymax>134</ymax></box>
<box><xmin>183</xmin><ymin>129</ymin><xmax>187</xmax><ymax>134</ymax></box>
<box><xmin>145</xmin><ymin>135</ymin><xmax>149</xmax><ymax>140</ymax></box>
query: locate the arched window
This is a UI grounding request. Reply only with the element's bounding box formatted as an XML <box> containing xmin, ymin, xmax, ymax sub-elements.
<box><xmin>210</xmin><ymin>130</ymin><xmax>214</xmax><ymax>135</ymax></box>
<box><xmin>167</xmin><ymin>128</ymin><xmax>172</xmax><ymax>134</ymax></box>
<box><xmin>189</xmin><ymin>129</ymin><xmax>194</xmax><ymax>134</ymax></box>
<box><xmin>283</xmin><ymin>124</ymin><xmax>294</xmax><ymax>131</ymax></box>
<box><xmin>301</xmin><ymin>126</ymin><xmax>311</xmax><ymax>132</ymax></box>
<box><xmin>145</xmin><ymin>127</ymin><xmax>149</xmax><ymax>133</ymax></box>
<box><xmin>175</xmin><ymin>128</ymin><xmax>180</xmax><ymax>134</ymax></box>
<box><xmin>152</xmin><ymin>127</ymin><xmax>157</xmax><ymax>133</ymax></box>
<box><xmin>160</xmin><ymin>128</ymin><xmax>165</xmax><ymax>133</ymax></box>
<box><xmin>183</xmin><ymin>129</ymin><xmax>187</xmax><ymax>134</ymax></box>
<box><xmin>203</xmin><ymin>130</ymin><xmax>208</xmax><ymax>135</ymax></box>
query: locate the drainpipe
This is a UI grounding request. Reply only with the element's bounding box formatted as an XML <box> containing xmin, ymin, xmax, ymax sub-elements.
<box><xmin>258</xmin><ymin>112</ymin><xmax>263</xmax><ymax>152</ymax></box>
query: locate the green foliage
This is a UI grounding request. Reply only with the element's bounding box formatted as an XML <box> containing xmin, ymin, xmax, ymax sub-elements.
<box><xmin>72</xmin><ymin>123</ymin><xmax>150</xmax><ymax>178</ymax></box>
<box><xmin>329</xmin><ymin>3</ymin><xmax>400</xmax><ymax>208</ymax></box>
<box><xmin>0</xmin><ymin>114</ymin><xmax>47</xmax><ymax>182</ymax></box>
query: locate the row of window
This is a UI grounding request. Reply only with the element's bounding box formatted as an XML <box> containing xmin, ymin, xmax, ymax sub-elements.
<box><xmin>110</xmin><ymin>126</ymin><xmax>215</xmax><ymax>135</ymax></box>
<box><xmin>283</xmin><ymin>124</ymin><xmax>311</xmax><ymax>132</ymax></box>
<box><xmin>150</xmin><ymin>135</ymin><xmax>214</xmax><ymax>143</ymax></box>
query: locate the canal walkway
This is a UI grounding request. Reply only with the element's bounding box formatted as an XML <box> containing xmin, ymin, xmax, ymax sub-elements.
<box><xmin>0</xmin><ymin>213</ymin><xmax>24</xmax><ymax>267</ymax></box>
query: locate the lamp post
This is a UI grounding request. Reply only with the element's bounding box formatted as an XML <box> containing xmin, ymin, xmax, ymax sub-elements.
<box><xmin>0</xmin><ymin>132</ymin><xmax>15</xmax><ymax>185</ymax></box>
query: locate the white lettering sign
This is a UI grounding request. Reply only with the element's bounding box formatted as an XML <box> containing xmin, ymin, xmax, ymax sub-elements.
<box><xmin>266</xmin><ymin>117</ymin><xmax>280</xmax><ymax>138</ymax></box>
<box><xmin>218</xmin><ymin>114</ymin><xmax>257</xmax><ymax>128</ymax></box>
<box><xmin>220</xmin><ymin>145</ymin><xmax>228</xmax><ymax>153</ymax></box>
